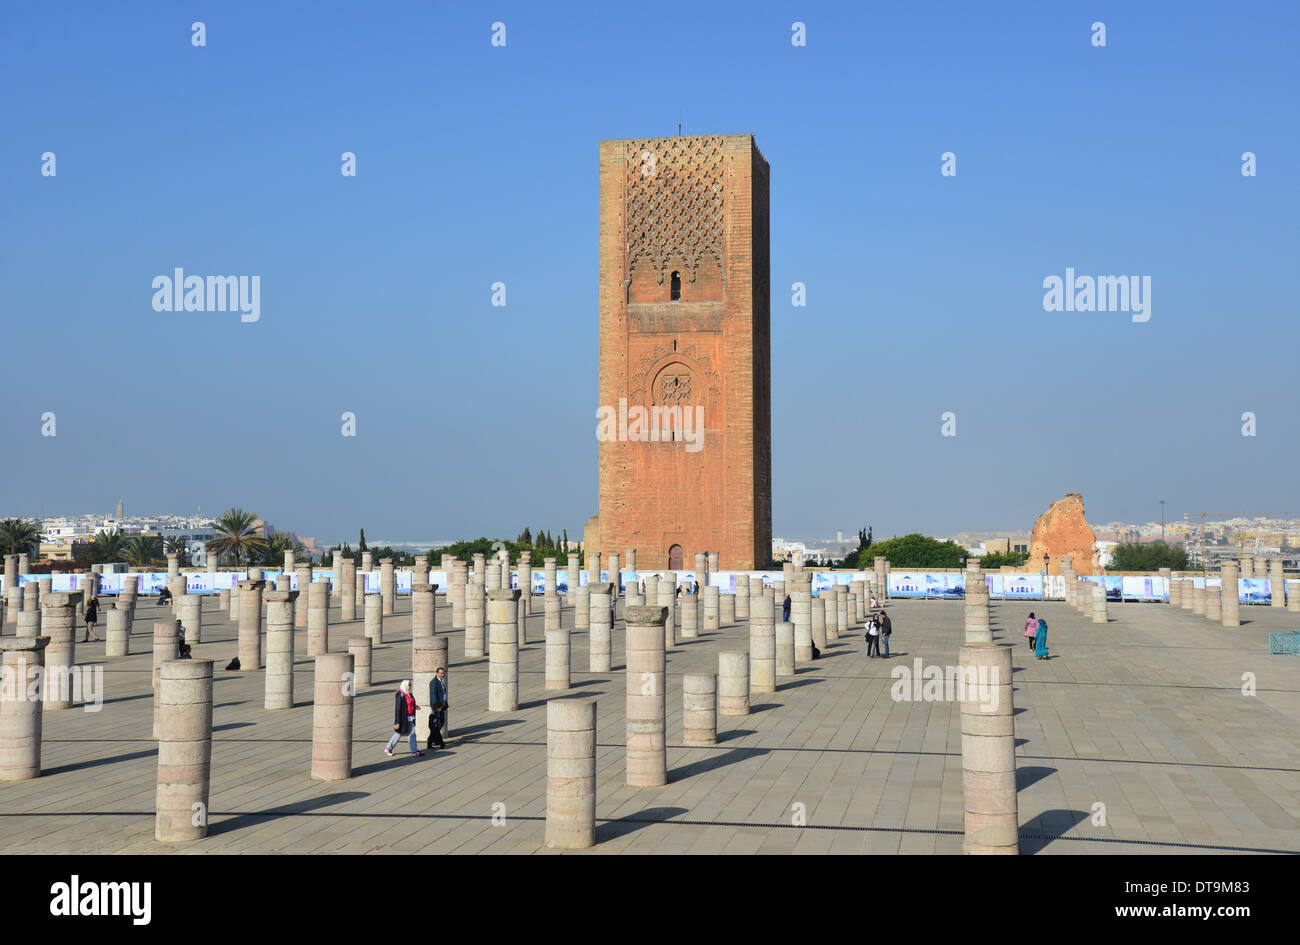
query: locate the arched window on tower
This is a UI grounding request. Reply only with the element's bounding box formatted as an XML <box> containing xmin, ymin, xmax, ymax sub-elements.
<box><xmin>670</xmin><ymin>270</ymin><xmax>681</xmax><ymax>301</ymax></box>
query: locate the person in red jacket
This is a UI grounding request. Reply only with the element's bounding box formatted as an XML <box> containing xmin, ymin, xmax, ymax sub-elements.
<box><xmin>385</xmin><ymin>680</ymin><xmax>423</xmax><ymax>757</ymax></box>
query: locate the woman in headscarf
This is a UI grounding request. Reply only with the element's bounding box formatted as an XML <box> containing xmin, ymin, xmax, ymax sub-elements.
<box><xmin>1034</xmin><ymin>617</ymin><xmax>1049</xmax><ymax>660</ymax></box>
<box><xmin>385</xmin><ymin>680</ymin><xmax>423</xmax><ymax>757</ymax></box>
<box><xmin>1024</xmin><ymin>612</ymin><xmax>1038</xmax><ymax>650</ymax></box>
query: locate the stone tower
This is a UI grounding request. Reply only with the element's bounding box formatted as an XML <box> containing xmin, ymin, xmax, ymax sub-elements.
<box><xmin>586</xmin><ymin>134</ymin><xmax>772</xmax><ymax>570</ymax></box>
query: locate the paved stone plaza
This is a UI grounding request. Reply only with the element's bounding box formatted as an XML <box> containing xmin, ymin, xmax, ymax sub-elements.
<box><xmin>1</xmin><ymin>592</ymin><xmax>1297</xmax><ymax>854</ymax></box>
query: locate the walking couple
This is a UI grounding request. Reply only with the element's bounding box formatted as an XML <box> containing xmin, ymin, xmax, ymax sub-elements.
<box><xmin>385</xmin><ymin>667</ymin><xmax>450</xmax><ymax>757</ymax></box>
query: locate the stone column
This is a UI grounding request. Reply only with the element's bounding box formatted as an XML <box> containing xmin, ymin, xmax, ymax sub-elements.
<box><xmin>348</xmin><ymin>636</ymin><xmax>371</xmax><ymax>689</ymax></box>
<box><xmin>790</xmin><ymin>580</ymin><xmax>812</xmax><ymax>653</ymax></box>
<box><xmin>793</xmin><ymin>610</ymin><xmax>813</xmax><ymax>662</ymax></box>
<box><xmin>16</xmin><ymin>554</ymin><xmax>29</xmax><ymax>576</ymax></box>
<box><xmin>231</xmin><ymin>579</ymin><xmax>261</xmax><ymax>670</ymax></box>
<box><xmin>518</xmin><ymin>553</ymin><xmax>532</xmax><ymax>616</ymax></box>
<box><xmin>341</xmin><ymin>559</ymin><xmax>357</xmax><ymax>621</ymax></box>
<box><xmin>960</xmin><ymin>643</ymin><xmax>1017</xmax><ymax>855</ymax></box>
<box><xmin>1181</xmin><ymin>576</ymin><xmax>1195</xmax><ymax>610</ymax></box>
<box><xmin>464</xmin><ymin>578</ymin><xmax>486</xmax><ymax>657</ymax></box>
<box><xmin>776</xmin><ymin>619</ymin><xmax>795</xmax><ymax>677</ymax></box>
<box><xmin>176</xmin><ymin>587</ymin><xmax>201</xmax><ymax>646</ymax></box>
<box><xmin>1241</xmin><ymin>556</ymin><xmax>1255</xmax><ymax>578</ymax></box>
<box><xmin>566</xmin><ymin>552</ymin><xmax>579</xmax><ymax>596</ymax></box>
<box><xmin>1220</xmin><ymin>562</ymin><xmax>1240</xmax><ymax>627</ymax></box>
<box><xmin>1205</xmin><ymin>580</ymin><xmax>1223</xmax><ymax>621</ymax></box>
<box><xmin>658</xmin><ymin>572</ymin><xmax>677</xmax><ymax>646</ymax></box>
<box><xmin>41</xmin><ymin>593</ymin><xmax>77</xmax><ymax>711</ymax></box>
<box><xmin>696</xmin><ymin>552</ymin><xmax>708</xmax><ymax>582</ymax></box>
<box><xmin>544</xmin><ymin>557</ymin><xmax>558</xmax><ymax>600</ymax></box>
<box><xmin>708</xmin><ymin>551</ymin><xmax>719</xmax><ymax>574</ymax></box>
<box><xmin>720</xmin><ymin>591</ymin><xmax>735</xmax><ymax>626</ymax></box>
<box><xmin>308</xmin><ymin>580</ymin><xmax>330</xmax><ymax>656</ymax></box>
<box><xmin>1091</xmin><ymin>583</ymin><xmax>1108</xmax><ymax>624</ymax></box>
<box><xmin>1269</xmin><ymin>559</ymin><xmax>1285</xmax><ymax>608</ymax></box>
<box><xmin>1191</xmin><ymin>582</ymin><xmax>1206</xmax><ymax>616</ymax></box>
<box><xmin>544</xmin><ymin>593</ymin><xmax>561</xmax><ymax>633</ymax></box>
<box><xmin>311</xmin><ymin>652</ymin><xmax>354</xmax><ymax>781</ymax></box>
<box><xmin>472</xmin><ymin>552</ymin><xmax>486</xmax><ymax>583</ymax></box>
<box><xmin>105</xmin><ymin>603</ymin><xmax>130</xmax><ymax>656</ymax></box>
<box><xmin>874</xmin><ymin>557</ymin><xmax>888</xmax><ymax>600</ymax></box>
<box><xmin>545</xmin><ymin>617</ymin><xmax>571</xmax><ymax>690</ymax></box>
<box><xmin>380</xmin><ymin>558</ymin><xmax>395</xmax><ymax>616</ymax></box>
<box><xmin>1288</xmin><ymin>579</ymin><xmax>1300</xmax><ymax>614</ymax></box>
<box><xmin>546</xmin><ymin>698</ymin><xmax>596</xmax><ymax>849</ymax></box>
<box><xmin>152</xmin><ymin>620</ymin><xmax>180</xmax><ymax>736</ymax></box>
<box><xmin>450</xmin><ymin>561</ymin><xmax>468</xmax><ymax>629</ymax></box>
<box><xmin>589</xmin><ymin>551</ymin><xmax>602</xmax><ymax>584</ymax></box>
<box><xmin>589</xmin><ymin>583</ymin><xmax>613</xmax><ymax>672</ymax></box>
<box><xmin>749</xmin><ymin>596</ymin><xmax>776</xmax><ymax>694</ymax></box>
<box><xmin>810</xmin><ymin>593</ymin><xmax>826</xmax><ymax>649</ymax></box>
<box><xmin>485</xmin><ymin>561</ymin><xmax>501</xmax><ymax>592</ymax></box>
<box><xmin>264</xmin><ymin>590</ymin><xmax>296</xmax><ymax>709</ymax></box>
<box><xmin>517</xmin><ymin>578</ymin><xmax>528</xmax><ymax>645</ymax></box>
<box><xmin>411</xmin><ymin>582</ymin><xmax>435</xmax><ymax>644</ymax></box>
<box><xmin>718</xmin><ymin>651</ymin><xmax>750</xmax><ymax>716</ymax></box>
<box><xmin>625</xmin><ymin>605</ymin><xmax>666</xmax><ymax>788</ymax></box>
<box><xmin>735</xmin><ymin>575</ymin><xmax>750</xmax><ymax>620</ymax></box>
<box><xmin>850</xmin><ymin>580</ymin><xmax>865</xmax><ymax>620</ymax></box>
<box><xmin>0</xmin><ymin>637</ymin><xmax>49</xmax><ymax>780</ymax></box>
<box><xmin>3</xmin><ymin>555</ymin><xmax>18</xmax><ymax>626</ymax></box>
<box><xmin>364</xmin><ymin>592</ymin><xmax>383</xmax><ymax>644</ymax></box>
<box><xmin>836</xmin><ymin>586</ymin><xmax>850</xmax><ymax>633</ymax></box>
<box><xmin>17</xmin><ymin>589</ymin><xmax>39</xmax><ymax>638</ymax></box>
<box><xmin>155</xmin><ymin>658</ymin><xmax>213</xmax><ymax>842</ymax></box>
<box><xmin>1170</xmin><ymin>577</ymin><xmax>1183</xmax><ymax>607</ymax></box>
<box><xmin>413</xmin><ymin>636</ymin><xmax>448</xmax><ymax>745</ymax></box>
<box><xmin>625</xmin><ymin>548</ymin><xmax>637</xmax><ymax>574</ymax></box>
<box><xmin>574</xmin><ymin>583</ymin><xmax>590</xmax><ymax>631</ymax></box>
<box><xmin>965</xmin><ymin>576</ymin><xmax>991</xmax><ymax>643</ymax></box>
<box><xmin>295</xmin><ymin>565</ymin><xmax>312</xmax><ymax>628</ymax></box>
<box><xmin>355</xmin><ymin>557</ymin><xmax>368</xmax><ymax>607</ymax></box>
<box><xmin>216</xmin><ymin>587</ymin><xmax>230</xmax><ymax>613</ymax></box>
<box><xmin>487</xmin><ymin>590</ymin><xmax>520</xmax><ymax>711</ymax></box>
<box><xmin>679</xmin><ymin>593</ymin><xmax>698</xmax><ymax>638</ymax></box>
<box><xmin>701</xmin><ymin>584</ymin><xmax>720</xmax><ymax>632</ymax></box>
<box><xmin>607</xmin><ymin>552</ymin><xmax>620</xmax><ymax>599</ymax></box>
<box><xmin>682</xmin><ymin>673</ymin><xmax>718</xmax><ymax>746</ymax></box>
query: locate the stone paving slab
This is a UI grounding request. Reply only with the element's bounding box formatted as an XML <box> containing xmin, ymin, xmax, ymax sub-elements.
<box><xmin>1</xmin><ymin>590</ymin><xmax>1297</xmax><ymax>854</ymax></box>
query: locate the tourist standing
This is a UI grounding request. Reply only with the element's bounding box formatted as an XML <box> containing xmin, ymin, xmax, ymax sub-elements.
<box><xmin>83</xmin><ymin>597</ymin><xmax>100</xmax><ymax>643</ymax></box>
<box><xmin>782</xmin><ymin>594</ymin><xmax>792</xmax><ymax>622</ymax></box>
<box><xmin>427</xmin><ymin>667</ymin><xmax>448</xmax><ymax>750</ymax></box>
<box><xmin>1034</xmin><ymin>618</ymin><xmax>1050</xmax><ymax>660</ymax></box>
<box><xmin>1024</xmin><ymin>612</ymin><xmax>1038</xmax><ymax>650</ymax></box>
<box><xmin>385</xmin><ymin>680</ymin><xmax>424</xmax><ymax>757</ymax></box>
<box><xmin>866</xmin><ymin>614</ymin><xmax>881</xmax><ymax>657</ymax></box>
<box><xmin>879</xmin><ymin>609</ymin><xmax>892</xmax><ymax>657</ymax></box>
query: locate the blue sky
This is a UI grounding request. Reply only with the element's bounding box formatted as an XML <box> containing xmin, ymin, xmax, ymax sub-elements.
<box><xmin>3</xmin><ymin>1</ymin><xmax>1297</xmax><ymax>545</ymax></box>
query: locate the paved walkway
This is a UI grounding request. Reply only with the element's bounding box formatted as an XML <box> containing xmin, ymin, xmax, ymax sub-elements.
<box><xmin>1</xmin><ymin>591</ymin><xmax>1297</xmax><ymax>854</ymax></box>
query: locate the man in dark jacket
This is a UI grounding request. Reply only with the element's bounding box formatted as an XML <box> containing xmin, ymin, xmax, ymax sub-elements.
<box><xmin>428</xmin><ymin>667</ymin><xmax>449</xmax><ymax>749</ymax></box>
<box><xmin>879</xmin><ymin>610</ymin><xmax>893</xmax><ymax>657</ymax></box>
<box><xmin>782</xmin><ymin>594</ymin><xmax>792</xmax><ymax>622</ymax></box>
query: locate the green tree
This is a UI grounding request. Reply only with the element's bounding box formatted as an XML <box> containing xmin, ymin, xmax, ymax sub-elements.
<box><xmin>206</xmin><ymin>508</ymin><xmax>268</xmax><ymax>568</ymax></box>
<box><xmin>1109</xmin><ymin>542</ymin><xmax>1189</xmax><ymax>572</ymax></box>
<box><xmin>125</xmin><ymin>535</ymin><xmax>163</xmax><ymax>567</ymax></box>
<box><xmin>860</xmin><ymin>533</ymin><xmax>967</xmax><ymax>569</ymax></box>
<box><xmin>980</xmin><ymin>550</ymin><xmax>1029</xmax><ymax>569</ymax></box>
<box><xmin>563</xmin><ymin>528</ymin><xmax>569</xmax><ymax>550</ymax></box>
<box><xmin>519</xmin><ymin>527</ymin><xmax>532</xmax><ymax>546</ymax></box>
<box><xmin>358</xmin><ymin>528</ymin><xmax>367</xmax><ymax>551</ymax></box>
<box><xmin>88</xmin><ymin>530</ymin><xmax>127</xmax><ymax>564</ymax></box>
<box><xmin>164</xmin><ymin>535</ymin><xmax>191</xmax><ymax>567</ymax></box>
<box><xmin>0</xmin><ymin>518</ymin><xmax>41</xmax><ymax>557</ymax></box>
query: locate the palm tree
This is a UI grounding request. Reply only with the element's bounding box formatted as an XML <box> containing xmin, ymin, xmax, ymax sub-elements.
<box><xmin>89</xmin><ymin>531</ymin><xmax>127</xmax><ymax>564</ymax></box>
<box><xmin>206</xmin><ymin>508</ymin><xmax>267</xmax><ymax>568</ymax></box>
<box><xmin>125</xmin><ymin>535</ymin><xmax>163</xmax><ymax>568</ymax></box>
<box><xmin>0</xmin><ymin>518</ymin><xmax>41</xmax><ymax>557</ymax></box>
<box><xmin>164</xmin><ymin>535</ymin><xmax>190</xmax><ymax>566</ymax></box>
<box><xmin>260</xmin><ymin>531</ymin><xmax>304</xmax><ymax>566</ymax></box>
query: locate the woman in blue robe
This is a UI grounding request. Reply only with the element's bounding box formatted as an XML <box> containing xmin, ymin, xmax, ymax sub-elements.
<box><xmin>1035</xmin><ymin>617</ymin><xmax>1049</xmax><ymax>660</ymax></box>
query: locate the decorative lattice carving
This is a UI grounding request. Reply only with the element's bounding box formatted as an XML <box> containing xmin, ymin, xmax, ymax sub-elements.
<box><xmin>625</xmin><ymin>136</ymin><xmax>725</xmax><ymax>284</ymax></box>
<box><xmin>631</xmin><ymin>345</ymin><xmax>721</xmax><ymax>403</ymax></box>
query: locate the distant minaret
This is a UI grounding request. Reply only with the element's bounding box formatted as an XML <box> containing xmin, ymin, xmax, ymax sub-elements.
<box><xmin>115</xmin><ymin>498</ymin><xmax>124</xmax><ymax>520</ymax></box>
